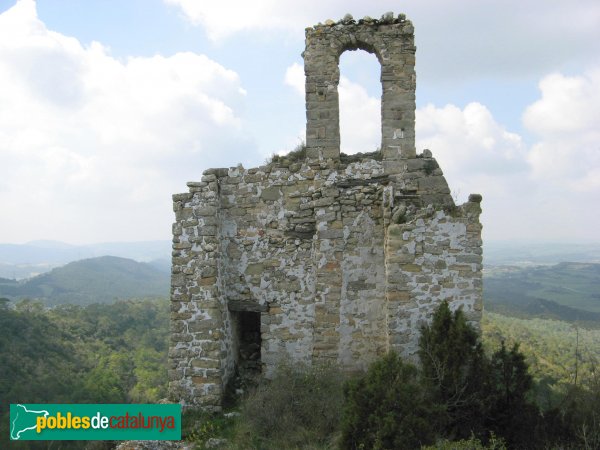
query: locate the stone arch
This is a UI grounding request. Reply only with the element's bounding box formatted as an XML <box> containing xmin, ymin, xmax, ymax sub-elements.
<box><xmin>304</xmin><ymin>19</ymin><xmax>417</xmax><ymax>171</ymax></box>
<box><xmin>337</xmin><ymin>38</ymin><xmax>382</xmax><ymax>64</ymax></box>
<box><xmin>337</xmin><ymin>47</ymin><xmax>382</xmax><ymax>155</ymax></box>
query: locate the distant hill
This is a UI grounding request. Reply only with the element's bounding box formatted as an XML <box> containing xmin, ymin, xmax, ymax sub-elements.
<box><xmin>147</xmin><ymin>257</ymin><xmax>172</xmax><ymax>274</ymax></box>
<box><xmin>0</xmin><ymin>240</ymin><xmax>171</xmax><ymax>279</ymax></box>
<box><xmin>484</xmin><ymin>262</ymin><xmax>600</xmax><ymax>324</ymax></box>
<box><xmin>0</xmin><ymin>256</ymin><xmax>170</xmax><ymax>306</ymax></box>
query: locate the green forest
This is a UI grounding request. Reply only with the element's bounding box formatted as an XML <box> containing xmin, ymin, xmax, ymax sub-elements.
<box><xmin>0</xmin><ymin>298</ymin><xmax>169</xmax><ymax>449</ymax></box>
<box><xmin>2</xmin><ymin>296</ymin><xmax>599</xmax><ymax>449</ymax></box>
<box><xmin>483</xmin><ymin>313</ymin><xmax>600</xmax><ymax>398</ymax></box>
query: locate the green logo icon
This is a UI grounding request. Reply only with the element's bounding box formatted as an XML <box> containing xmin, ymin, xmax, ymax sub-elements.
<box><xmin>10</xmin><ymin>404</ymin><xmax>181</xmax><ymax>441</ymax></box>
<box><xmin>10</xmin><ymin>405</ymin><xmax>50</xmax><ymax>440</ymax></box>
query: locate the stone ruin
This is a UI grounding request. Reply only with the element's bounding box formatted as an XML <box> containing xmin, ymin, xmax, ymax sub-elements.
<box><xmin>168</xmin><ymin>13</ymin><xmax>483</xmax><ymax>410</ymax></box>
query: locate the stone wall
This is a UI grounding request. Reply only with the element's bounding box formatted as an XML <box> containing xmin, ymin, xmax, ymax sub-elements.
<box><xmin>304</xmin><ymin>12</ymin><xmax>417</xmax><ymax>167</ymax></box>
<box><xmin>168</xmin><ymin>13</ymin><xmax>483</xmax><ymax>410</ymax></box>
<box><xmin>385</xmin><ymin>198</ymin><xmax>483</xmax><ymax>359</ymax></box>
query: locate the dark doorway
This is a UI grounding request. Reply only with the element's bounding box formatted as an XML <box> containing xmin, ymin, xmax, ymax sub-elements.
<box><xmin>231</xmin><ymin>310</ymin><xmax>262</xmax><ymax>388</ymax></box>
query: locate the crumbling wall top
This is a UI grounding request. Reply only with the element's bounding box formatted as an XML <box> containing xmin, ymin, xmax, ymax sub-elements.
<box><xmin>304</xmin><ymin>13</ymin><xmax>417</xmax><ymax>170</ymax></box>
<box><xmin>307</xmin><ymin>12</ymin><xmax>413</xmax><ymax>33</ymax></box>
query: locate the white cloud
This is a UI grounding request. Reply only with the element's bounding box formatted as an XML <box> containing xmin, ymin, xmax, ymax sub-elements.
<box><xmin>165</xmin><ymin>0</ymin><xmax>600</xmax><ymax>80</ymax></box>
<box><xmin>164</xmin><ymin>0</ymin><xmax>311</xmax><ymax>40</ymax></box>
<box><xmin>415</xmin><ymin>101</ymin><xmax>532</xmax><ymax>234</ymax></box>
<box><xmin>524</xmin><ymin>71</ymin><xmax>600</xmax><ymax>136</ymax></box>
<box><xmin>417</xmin><ymin>102</ymin><xmax>528</xmax><ymax>181</ymax></box>
<box><xmin>0</xmin><ymin>0</ymin><xmax>256</xmax><ymax>243</ymax></box>
<box><xmin>284</xmin><ymin>62</ymin><xmax>303</xmax><ymax>96</ymax></box>
<box><xmin>416</xmin><ymin>90</ymin><xmax>600</xmax><ymax>241</ymax></box>
<box><xmin>523</xmin><ymin>70</ymin><xmax>600</xmax><ymax>192</ymax></box>
<box><xmin>338</xmin><ymin>76</ymin><xmax>380</xmax><ymax>154</ymax></box>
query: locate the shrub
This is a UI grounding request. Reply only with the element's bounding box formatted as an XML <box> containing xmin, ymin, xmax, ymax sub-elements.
<box><xmin>287</xmin><ymin>141</ymin><xmax>307</xmax><ymax>162</ymax></box>
<box><xmin>268</xmin><ymin>141</ymin><xmax>307</xmax><ymax>165</ymax></box>
<box><xmin>231</xmin><ymin>362</ymin><xmax>344</xmax><ymax>449</ymax></box>
<box><xmin>418</xmin><ymin>301</ymin><xmax>489</xmax><ymax>440</ymax></box>
<box><xmin>486</xmin><ymin>342</ymin><xmax>541</xmax><ymax>447</ymax></box>
<box><xmin>340</xmin><ymin>352</ymin><xmax>436</xmax><ymax>450</ymax></box>
<box><xmin>182</xmin><ymin>409</ymin><xmax>235</xmax><ymax>449</ymax></box>
<box><xmin>421</xmin><ymin>433</ymin><xmax>507</xmax><ymax>450</ymax></box>
<box><xmin>543</xmin><ymin>373</ymin><xmax>600</xmax><ymax>450</ymax></box>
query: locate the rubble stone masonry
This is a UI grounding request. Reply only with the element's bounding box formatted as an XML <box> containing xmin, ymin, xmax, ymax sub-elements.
<box><xmin>168</xmin><ymin>13</ymin><xmax>483</xmax><ymax>410</ymax></box>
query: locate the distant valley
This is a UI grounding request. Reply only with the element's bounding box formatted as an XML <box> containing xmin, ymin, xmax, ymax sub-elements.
<box><xmin>484</xmin><ymin>241</ymin><xmax>600</xmax><ymax>266</ymax></box>
<box><xmin>484</xmin><ymin>262</ymin><xmax>600</xmax><ymax>324</ymax></box>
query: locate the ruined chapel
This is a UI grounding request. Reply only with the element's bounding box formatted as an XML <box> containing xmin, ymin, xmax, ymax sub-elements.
<box><xmin>168</xmin><ymin>13</ymin><xmax>483</xmax><ymax>410</ymax></box>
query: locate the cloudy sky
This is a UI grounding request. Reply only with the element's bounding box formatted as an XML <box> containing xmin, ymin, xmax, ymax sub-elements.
<box><xmin>0</xmin><ymin>0</ymin><xmax>598</xmax><ymax>245</ymax></box>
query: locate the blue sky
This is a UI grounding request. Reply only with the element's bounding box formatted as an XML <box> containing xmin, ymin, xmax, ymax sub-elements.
<box><xmin>0</xmin><ymin>0</ymin><xmax>598</xmax><ymax>244</ymax></box>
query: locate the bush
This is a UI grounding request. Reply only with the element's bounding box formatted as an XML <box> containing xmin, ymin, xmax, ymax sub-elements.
<box><xmin>486</xmin><ymin>342</ymin><xmax>541</xmax><ymax>447</ymax></box>
<box><xmin>231</xmin><ymin>362</ymin><xmax>344</xmax><ymax>449</ymax></box>
<box><xmin>269</xmin><ymin>141</ymin><xmax>307</xmax><ymax>165</ymax></box>
<box><xmin>418</xmin><ymin>301</ymin><xmax>489</xmax><ymax>440</ymax></box>
<box><xmin>340</xmin><ymin>352</ymin><xmax>436</xmax><ymax>450</ymax></box>
<box><xmin>543</xmin><ymin>374</ymin><xmax>600</xmax><ymax>450</ymax></box>
<box><xmin>422</xmin><ymin>434</ymin><xmax>507</xmax><ymax>450</ymax></box>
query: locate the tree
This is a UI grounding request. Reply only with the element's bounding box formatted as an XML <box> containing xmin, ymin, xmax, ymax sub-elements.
<box><xmin>341</xmin><ymin>352</ymin><xmax>436</xmax><ymax>449</ymax></box>
<box><xmin>418</xmin><ymin>300</ymin><xmax>489</xmax><ymax>440</ymax></box>
<box><xmin>487</xmin><ymin>341</ymin><xmax>539</xmax><ymax>447</ymax></box>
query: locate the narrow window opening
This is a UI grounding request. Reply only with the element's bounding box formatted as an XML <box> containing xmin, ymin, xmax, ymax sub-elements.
<box><xmin>338</xmin><ymin>50</ymin><xmax>381</xmax><ymax>155</ymax></box>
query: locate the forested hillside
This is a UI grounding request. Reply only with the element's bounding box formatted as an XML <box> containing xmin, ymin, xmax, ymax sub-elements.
<box><xmin>0</xmin><ymin>256</ymin><xmax>169</xmax><ymax>306</ymax></box>
<box><xmin>484</xmin><ymin>262</ymin><xmax>600</xmax><ymax>323</ymax></box>
<box><xmin>483</xmin><ymin>312</ymin><xmax>600</xmax><ymax>410</ymax></box>
<box><xmin>0</xmin><ymin>298</ymin><xmax>169</xmax><ymax>449</ymax></box>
